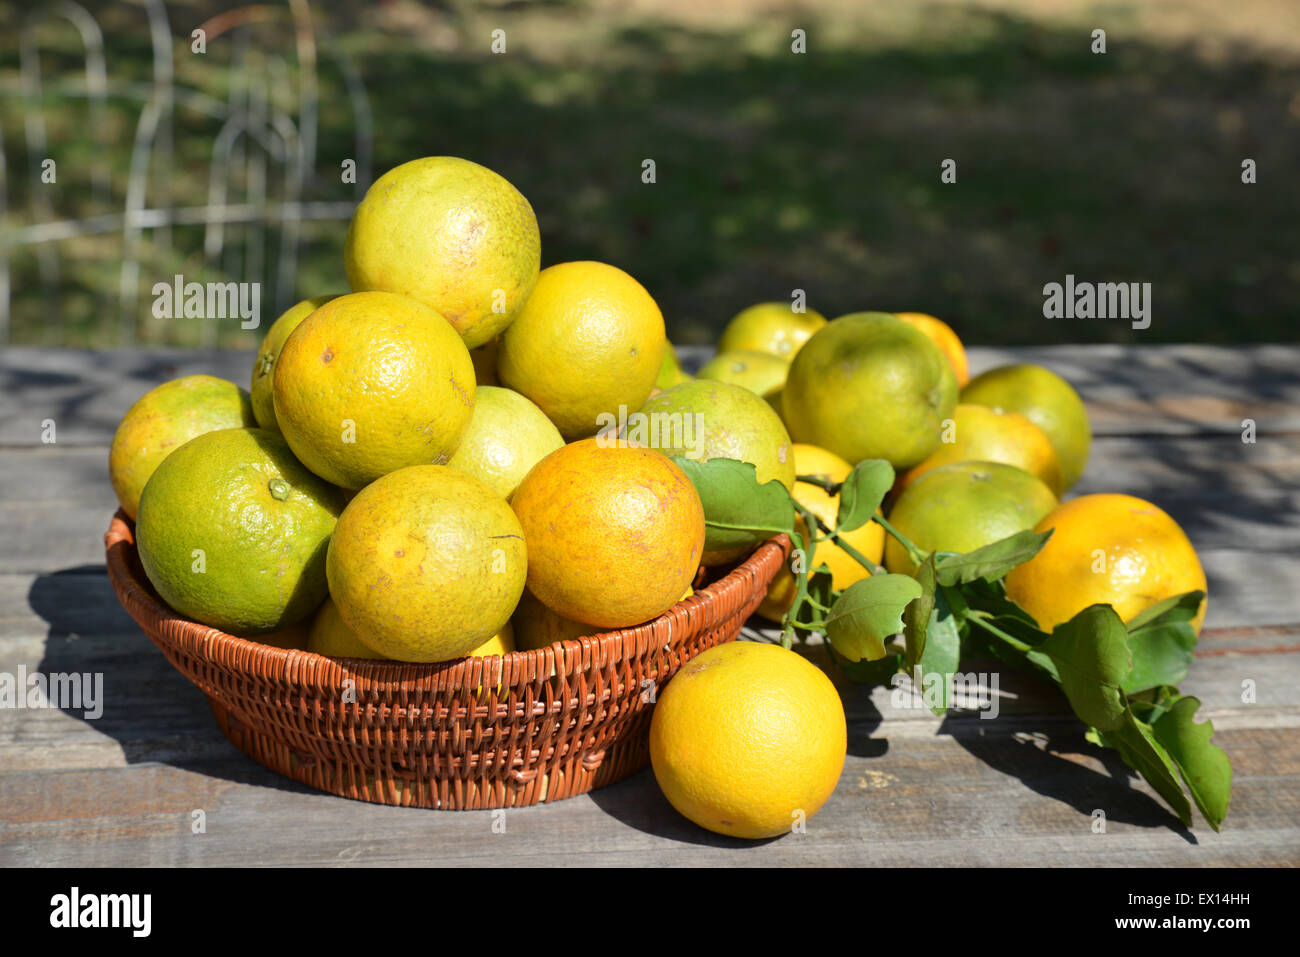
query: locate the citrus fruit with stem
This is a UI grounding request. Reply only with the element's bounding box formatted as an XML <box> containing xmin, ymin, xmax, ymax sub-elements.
<box><xmin>344</xmin><ymin>156</ymin><xmax>540</xmax><ymax>348</ymax></box>
<box><xmin>783</xmin><ymin>312</ymin><xmax>958</xmax><ymax>470</ymax></box>
<box><xmin>273</xmin><ymin>291</ymin><xmax>476</xmax><ymax>489</ymax></box>
<box><xmin>510</xmin><ymin>439</ymin><xmax>704</xmax><ymax>628</ymax></box>
<box><xmin>1005</xmin><ymin>493</ymin><xmax>1208</xmax><ymax>634</ymax></box>
<box><xmin>650</xmin><ymin>641</ymin><xmax>846</xmax><ymax>839</ymax></box>
<box><xmin>109</xmin><ymin>375</ymin><xmax>256</xmax><ymax>521</ymax></box>
<box><xmin>498</xmin><ymin>261</ymin><xmax>665</xmax><ymax>440</ymax></box>
<box><xmin>135</xmin><ymin>428</ymin><xmax>345</xmax><ymax>634</ymax></box>
<box><xmin>327</xmin><ymin>465</ymin><xmax>525</xmax><ymax>662</ymax></box>
<box><xmin>883</xmin><ymin>461</ymin><xmax>1058</xmax><ymax>576</ymax></box>
<box><xmin>758</xmin><ymin>445</ymin><xmax>885</xmax><ymax>623</ymax></box>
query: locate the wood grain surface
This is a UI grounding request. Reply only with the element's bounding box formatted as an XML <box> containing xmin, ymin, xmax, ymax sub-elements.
<box><xmin>1</xmin><ymin>345</ymin><xmax>1297</xmax><ymax>866</ymax></box>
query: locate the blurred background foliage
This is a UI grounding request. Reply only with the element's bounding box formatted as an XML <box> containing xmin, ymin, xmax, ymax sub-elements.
<box><xmin>1</xmin><ymin>0</ymin><xmax>1297</xmax><ymax>348</ymax></box>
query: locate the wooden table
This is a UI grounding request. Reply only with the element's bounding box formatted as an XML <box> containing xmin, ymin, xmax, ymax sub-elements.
<box><xmin>2</xmin><ymin>344</ymin><xmax>1297</xmax><ymax>866</ymax></box>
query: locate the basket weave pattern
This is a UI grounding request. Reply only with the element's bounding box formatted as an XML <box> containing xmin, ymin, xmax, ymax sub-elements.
<box><xmin>105</xmin><ymin>511</ymin><xmax>788</xmax><ymax>809</ymax></box>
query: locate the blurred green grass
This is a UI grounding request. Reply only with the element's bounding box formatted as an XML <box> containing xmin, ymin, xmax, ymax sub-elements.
<box><xmin>2</xmin><ymin>0</ymin><xmax>1297</xmax><ymax>348</ymax></box>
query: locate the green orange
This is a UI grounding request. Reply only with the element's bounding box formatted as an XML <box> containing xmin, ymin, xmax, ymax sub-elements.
<box><xmin>135</xmin><ymin>428</ymin><xmax>345</xmax><ymax>634</ymax></box>
<box><xmin>883</xmin><ymin>461</ymin><xmax>1058</xmax><ymax>576</ymax></box>
<box><xmin>783</xmin><ymin>312</ymin><xmax>959</xmax><ymax>470</ymax></box>
<box><xmin>696</xmin><ymin>349</ymin><xmax>790</xmax><ymax>397</ymax></box>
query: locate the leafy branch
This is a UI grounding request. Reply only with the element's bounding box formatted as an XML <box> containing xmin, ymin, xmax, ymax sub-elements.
<box><xmin>673</xmin><ymin>454</ymin><xmax>1232</xmax><ymax>831</ymax></box>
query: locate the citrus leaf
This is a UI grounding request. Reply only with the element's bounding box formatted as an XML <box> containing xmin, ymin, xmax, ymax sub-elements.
<box><xmin>903</xmin><ymin>554</ymin><xmax>937</xmax><ymax>669</ymax></box>
<box><xmin>825</xmin><ymin>574</ymin><xmax>923</xmax><ymax>663</ymax></box>
<box><xmin>1097</xmin><ymin>708</ymin><xmax>1193</xmax><ymax>827</ymax></box>
<box><xmin>1122</xmin><ymin>591</ymin><xmax>1204</xmax><ymax>693</ymax></box>
<box><xmin>917</xmin><ymin>588</ymin><xmax>962</xmax><ymax>715</ymax></box>
<box><xmin>1034</xmin><ymin>604</ymin><xmax>1132</xmax><ymax>731</ymax></box>
<box><xmin>836</xmin><ymin>459</ymin><xmax>894</xmax><ymax>532</ymax></box>
<box><xmin>671</xmin><ymin>457</ymin><xmax>795</xmax><ymax>555</ymax></box>
<box><xmin>933</xmin><ymin>528</ymin><xmax>1053</xmax><ymax>587</ymax></box>
<box><xmin>1152</xmin><ymin>696</ymin><xmax>1233</xmax><ymax>831</ymax></box>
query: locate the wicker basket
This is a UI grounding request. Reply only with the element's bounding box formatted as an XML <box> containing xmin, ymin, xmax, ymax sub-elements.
<box><xmin>105</xmin><ymin>511</ymin><xmax>789</xmax><ymax>809</ymax></box>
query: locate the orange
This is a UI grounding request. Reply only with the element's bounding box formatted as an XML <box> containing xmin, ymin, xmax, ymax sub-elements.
<box><xmin>649</xmin><ymin>642</ymin><xmax>846</xmax><ymax>839</ymax></box>
<box><xmin>272</xmin><ymin>291</ymin><xmax>476</xmax><ymax>489</ymax></box>
<box><xmin>307</xmin><ymin>595</ymin><xmax>515</xmax><ymax>660</ymax></box>
<box><xmin>883</xmin><ymin>461</ymin><xmax>1058</xmax><ymax>576</ymax></box>
<box><xmin>895</xmin><ymin>312</ymin><xmax>969</xmax><ymax>387</ymax></box>
<box><xmin>326</xmin><ymin>465</ymin><xmax>527</xmax><ymax>662</ymax></box>
<box><xmin>344</xmin><ymin>156</ymin><xmax>540</xmax><ymax>348</ymax></box>
<box><xmin>498</xmin><ymin>261</ymin><xmax>665</xmax><ymax>440</ymax></box>
<box><xmin>250</xmin><ymin>295</ymin><xmax>336</xmax><ymax>434</ymax></box>
<box><xmin>511</xmin><ymin>588</ymin><xmax>598</xmax><ymax>650</ymax></box>
<box><xmin>447</xmin><ymin>386</ymin><xmax>564</xmax><ymax>500</ymax></box>
<box><xmin>510</xmin><ymin>439</ymin><xmax>704</xmax><ymax>629</ymax></box>
<box><xmin>109</xmin><ymin>374</ymin><xmax>256</xmax><ymax>521</ymax></box>
<box><xmin>758</xmin><ymin>445</ymin><xmax>886</xmax><ymax>623</ymax></box>
<box><xmin>961</xmin><ymin>363</ymin><xmax>1091</xmax><ymax>490</ymax></box>
<box><xmin>1006</xmin><ymin>493</ymin><xmax>1208</xmax><ymax>634</ymax></box>
<box><xmin>717</xmin><ymin>302</ymin><xmax>827</xmax><ymax>359</ymax></box>
<box><xmin>135</xmin><ymin>428</ymin><xmax>345</xmax><ymax>635</ymax></box>
<box><xmin>782</xmin><ymin>312</ymin><xmax>959</xmax><ymax>470</ymax></box>
<box><xmin>637</xmin><ymin>378</ymin><xmax>796</xmax><ymax>565</ymax></box>
<box><xmin>898</xmin><ymin>403</ymin><xmax>1064</xmax><ymax>496</ymax></box>
<box><xmin>696</xmin><ymin>349</ymin><xmax>790</xmax><ymax>397</ymax></box>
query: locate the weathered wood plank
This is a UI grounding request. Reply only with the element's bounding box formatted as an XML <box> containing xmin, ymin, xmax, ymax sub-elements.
<box><xmin>2</xmin><ymin>722</ymin><xmax>1296</xmax><ymax>866</ymax></box>
<box><xmin>2</xmin><ymin>345</ymin><xmax>1297</xmax><ymax>447</ymax></box>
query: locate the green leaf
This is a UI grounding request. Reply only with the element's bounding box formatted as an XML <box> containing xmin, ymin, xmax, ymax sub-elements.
<box><xmin>1125</xmin><ymin>590</ymin><xmax>1206</xmax><ymax>632</ymax></box>
<box><xmin>826</xmin><ymin>642</ymin><xmax>903</xmax><ymax>685</ymax></box>
<box><xmin>934</xmin><ymin>528</ymin><xmax>1053</xmax><ymax>587</ymax></box>
<box><xmin>1122</xmin><ymin>590</ymin><xmax>1204</xmax><ymax>694</ymax></box>
<box><xmin>1096</xmin><ymin>708</ymin><xmax>1192</xmax><ymax>827</ymax></box>
<box><xmin>903</xmin><ymin>555</ymin><xmax>937</xmax><ymax>670</ymax></box>
<box><xmin>836</xmin><ymin>460</ymin><xmax>895</xmax><ymax>532</ymax></box>
<box><xmin>791</xmin><ymin>565</ymin><xmax>834</xmax><ymax>631</ymax></box>
<box><xmin>1123</xmin><ymin>622</ymin><xmax>1197</xmax><ymax>694</ymax></box>
<box><xmin>671</xmin><ymin>457</ymin><xmax>795</xmax><ymax>556</ymax></box>
<box><xmin>917</xmin><ymin>589</ymin><xmax>962</xmax><ymax>715</ymax></box>
<box><xmin>825</xmin><ymin>574</ymin><xmax>923</xmax><ymax>663</ymax></box>
<box><xmin>1152</xmin><ymin>696</ymin><xmax>1233</xmax><ymax>831</ymax></box>
<box><xmin>1034</xmin><ymin>604</ymin><xmax>1132</xmax><ymax>731</ymax></box>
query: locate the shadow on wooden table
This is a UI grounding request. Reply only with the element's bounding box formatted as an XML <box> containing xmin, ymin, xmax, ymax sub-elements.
<box><xmin>28</xmin><ymin>565</ymin><xmax>322</xmax><ymax>798</ymax></box>
<box><xmin>941</xmin><ymin>720</ymin><xmax>1199</xmax><ymax>842</ymax></box>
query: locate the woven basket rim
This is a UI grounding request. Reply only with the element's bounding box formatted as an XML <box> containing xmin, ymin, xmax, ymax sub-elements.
<box><xmin>104</xmin><ymin>509</ymin><xmax>791</xmax><ymax>689</ymax></box>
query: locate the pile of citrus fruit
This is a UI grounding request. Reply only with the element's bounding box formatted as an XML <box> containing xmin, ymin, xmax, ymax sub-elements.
<box><xmin>109</xmin><ymin>155</ymin><xmax>1210</xmax><ymax>839</ymax></box>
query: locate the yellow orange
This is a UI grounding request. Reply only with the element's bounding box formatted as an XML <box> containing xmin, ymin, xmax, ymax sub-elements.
<box><xmin>898</xmin><ymin>403</ymin><xmax>1063</xmax><ymax>496</ymax></box>
<box><xmin>1005</xmin><ymin>493</ymin><xmax>1208</xmax><ymax>634</ymax></box>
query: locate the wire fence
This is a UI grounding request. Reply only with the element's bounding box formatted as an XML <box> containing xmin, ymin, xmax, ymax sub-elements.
<box><xmin>0</xmin><ymin>0</ymin><xmax>373</xmax><ymax>346</ymax></box>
